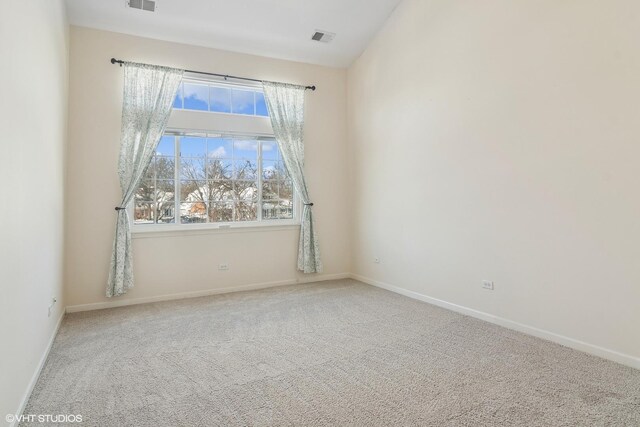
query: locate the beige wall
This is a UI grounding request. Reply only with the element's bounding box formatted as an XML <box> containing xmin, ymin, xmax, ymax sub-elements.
<box><xmin>65</xmin><ymin>27</ymin><xmax>350</xmax><ymax>308</ymax></box>
<box><xmin>5</xmin><ymin>8</ymin><xmax>637</xmax><ymax>420</ymax></box>
<box><xmin>348</xmin><ymin>0</ymin><xmax>640</xmax><ymax>361</ymax></box>
<box><xmin>0</xmin><ymin>0</ymin><xmax>69</xmax><ymax>422</ymax></box>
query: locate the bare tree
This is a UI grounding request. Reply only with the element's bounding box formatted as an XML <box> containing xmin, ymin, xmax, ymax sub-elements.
<box><xmin>155</xmin><ymin>156</ymin><xmax>175</xmax><ymax>222</ymax></box>
<box><xmin>134</xmin><ymin>145</ymin><xmax>293</xmax><ymax>224</ymax></box>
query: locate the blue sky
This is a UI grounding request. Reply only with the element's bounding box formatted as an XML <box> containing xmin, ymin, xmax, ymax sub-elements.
<box><xmin>173</xmin><ymin>81</ymin><xmax>268</xmax><ymax>116</ymax></box>
<box><xmin>156</xmin><ymin>136</ymin><xmax>279</xmax><ymax>161</ymax></box>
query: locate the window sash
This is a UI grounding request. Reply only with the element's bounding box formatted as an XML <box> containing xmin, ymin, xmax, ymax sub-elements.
<box><xmin>132</xmin><ymin>132</ymin><xmax>298</xmax><ymax>229</ymax></box>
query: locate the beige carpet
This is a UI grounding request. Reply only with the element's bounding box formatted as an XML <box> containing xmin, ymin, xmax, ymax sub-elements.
<box><xmin>22</xmin><ymin>279</ymin><xmax>639</xmax><ymax>426</ymax></box>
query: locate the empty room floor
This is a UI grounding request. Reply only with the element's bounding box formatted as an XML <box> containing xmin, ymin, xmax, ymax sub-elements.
<box><xmin>23</xmin><ymin>280</ymin><xmax>640</xmax><ymax>426</ymax></box>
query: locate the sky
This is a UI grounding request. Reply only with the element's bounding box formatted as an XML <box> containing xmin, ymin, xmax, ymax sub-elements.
<box><xmin>157</xmin><ymin>136</ymin><xmax>278</xmax><ymax>160</ymax></box>
<box><xmin>173</xmin><ymin>81</ymin><xmax>268</xmax><ymax>116</ymax></box>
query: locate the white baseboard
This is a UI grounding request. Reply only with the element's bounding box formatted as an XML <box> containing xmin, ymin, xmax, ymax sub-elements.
<box><xmin>351</xmin><ymin>273</ymin><xmax>640</xmax><ymax>371</ymax></box>
<box><xmin>65</xmin><ymin>273</ymin><xmax>351</xmax><ymax>313</ymax></box>
<box><xmin>11</xmin><ymin>310</ymin><xmax>65</xmax><ymax>427</ymax></box>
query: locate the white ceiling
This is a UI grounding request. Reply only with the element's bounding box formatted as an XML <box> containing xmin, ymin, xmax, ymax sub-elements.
<box><xmin>65</xmin><ymin>0</ymin><xmax>402</xmax><ymax>68</ymax></box>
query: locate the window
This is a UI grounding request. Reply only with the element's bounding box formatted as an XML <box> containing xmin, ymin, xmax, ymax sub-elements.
<box><xmin>133</xmin><ymin>78</ymin><xmax>296</xmax><ymax>229</ymax></box>
<box><xmin>132</xmin><ymin>78</ymin><xmax>298</xmax><ymax>231</ymax></box>
<box><xmin>173</xmin><ymin>79</ymin><xmax>269</xmax><ymax>117</ymax></box>
<box><xmin>134</xmin><ymin>134</ymin><xmax>294</xmax><ymax>226</ymax></box>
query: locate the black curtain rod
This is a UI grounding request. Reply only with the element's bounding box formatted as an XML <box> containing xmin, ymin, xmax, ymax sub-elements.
<box><xmin>110</xmin><ymin>58</ymin><xmax>316</xmax><ymax>91</ymax></box>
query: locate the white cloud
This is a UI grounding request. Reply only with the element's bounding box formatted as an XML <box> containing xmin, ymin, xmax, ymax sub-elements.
<box><xmin>234</xmin><ymin>140</ymin><xmax>258</xmax><ymax>151</ymax></box>
<box><xmin>262</xmin><ymin>142</ymin><xmax>276</xmax><ymax>152</ymax></box>
<box><xmin>183</xmin><ymin>84</ymin><xmax>207</xmax><ymax>98</ymax></box>
<box><xmin>209</xmin><ymin>146</ymin><xmax>227</xmax><ymax>158</ymax></box>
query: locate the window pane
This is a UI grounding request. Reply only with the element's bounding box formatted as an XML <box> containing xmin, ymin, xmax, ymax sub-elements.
<box><xmin>183</xmin><ymin>83</ymin><xmax>209</xmax><ymax>111</ymax></box>
<box><xmin>207</xmin><ymin>180</ymin><xmax>234</xmax><ymax>201</ymax></box>
<box><xmin>231</xmin><ymin>89</ymin><xmax>255</xmax><ymax>115</ymax></box>
<box><xmin>180</xmin><ymin>180</ymin><xmax>206</xmax><ymax>202</ymax></box>
<box><xmin>157</xmin><ymin>136</ymin><xmax>175</xmax><ymax>156</ymax></box>
<box><xmin>180</xmin><ymin>158</ymin><xmax>206</xmax><ymax>180</ymax></box>
<box><xmin>207</xmin><ymin>138</ymin><xmax>232</xmax><ymax>159</ymax></box>
<box><xmin>233</xmin><ymin>139</ymin><xmax>257</xmax><ymax>159</ymax></box>
<box><xmin>180</xmin><ymin>202</ymin><xmax>207</xmax><ymax>223</ymax></box>
<box><xmin>155</xmin><ymin>199</ymin><xmax>175</xmax><ymax>224</ymax></box>
<box><xmin>280</xmin><ymin>179</ymin><xmax>294</xmax><ymax>200</ymax></box>
<box><xmin>172</xmin><ymin>84</ymin><xmax>183</xmax><ymax>109</ymax></box>
<box><xmin>235</xmin><ymin>181</ymin><xmax>258</xmax><ymax>200</ymax></box>
<box><xmin>262</xmin><ymin>201</ymin><xmax>279</xmax><ymax>220</ymax></box>
<box><xmin>235</xmin><ymin>159</ymin><xmax>257</xmax><ymax>180</ymax></box>
<box><xmin>262</xmin><ymin>181</ymin><xmax>278</xmax><ymax>200</ymax></box>
<box><xmin>263</xmin><ymin>200</ymin><xmax>293</xmax><ymax>221</ymax></box>
<box><xmin>264</xmin><ymin>161</ymin><xmax>287</xmax><ymax>181</ymax></box>
<box><xmin>180</xmin><ymin>136</ymin><xmax>207</xmax><ymax>158</ymax></box>
<box><xmin>209</xmin><ymin>202</ymin><xmax>233</xmax><ymax>222</ymax></box>
<box><xmin>136</xmin><ymin>175</ymin><xmax>155</xmax><ymax>202</ymax></box>
<box><xmin>210</xmin><ymin>86</ymin><xmax>231</xmax><ymax>113</ymax></box>
<box><xmin>235</xmin><ymin>201</ymin><xmax>257</xmax><ymax>221</ymax></box>
<box><xmin>134</xmin><ymin>201</ymin><xmax>155</xmax><ymax>224</ymax></box>
<box><xmin>156</xmin><ymin>179</ymin><xmax>176</xmax><ymax>223</ymax></box>
<box><xmin>255</xmin><ymin>92</ymin><xmax>268</xmax><ymax>116</ymax></box>
<box><xmin>262</xmin><ymin>160</ymin><xmax>277</xmax><ymax>180</ymax></box>
<box><xmin>156</xmin><ymin>156</ymin><xmax>175</xmax><ymax>179</ymax></box>
<box><xmin>207</xmin><ymin>159</ymin><xmax>233</xmax><ymax>180</ymax></box>
<box><xmin>156</xmin><ymin>180</ymin><xmax>175</xmax><ymax>200</ymax></box>
<box><xmin>278</xmin><ymin>199</ymin><xmax>294</xmax><ymax>219</ymax></box>
<box><xmin>261</xmin><ymin>141</ymin><xmax>278</xmax><ymax>160</ymax></box>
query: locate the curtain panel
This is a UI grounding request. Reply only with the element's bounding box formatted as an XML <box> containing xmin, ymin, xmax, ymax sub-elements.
<box><xmin>262</xmin><ymin>82</ymin><xmax>322</xmax><ymax>273</ymax></box>
<box><xmin>107</xmin><ymin>62</ymin><xmax>184</xmax><ymax>297</ymax></box>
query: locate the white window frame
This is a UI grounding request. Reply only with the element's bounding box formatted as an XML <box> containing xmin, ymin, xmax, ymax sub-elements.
<box><xmin>131</xmin><ymin>76</ymin><xmax>301</xmax><ymax>234</ymax></box>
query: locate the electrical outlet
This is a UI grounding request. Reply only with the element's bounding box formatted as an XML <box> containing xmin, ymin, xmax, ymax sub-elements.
<box><xmin>218</xmin><ymin>263</ymin><xmax>229</xmax><ymax>271</ymax></box>
<box><xmin>482</xmin><ymin>280</ymin><xmax>494</xmax><ymax>290</ymax></box>
<box><xmin>48</xmin><ymin>297</ymin><xmax>57</xmax><ymax>317</ymax></box>
<box><xmin>374</xmin><ymin>257</ymin><xmax>380</xmax><ymax>264</ymax></box>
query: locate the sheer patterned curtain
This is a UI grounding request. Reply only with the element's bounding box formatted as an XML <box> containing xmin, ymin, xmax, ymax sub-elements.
<box><xmin>262</xmin><ymin>82</ymin><xmax>322</xmax><ymax>273</ymax></box>
<box><xmin>107</xmin><ymin>62</ymin><xmax>184</xmax><ymax>297</ymax></box>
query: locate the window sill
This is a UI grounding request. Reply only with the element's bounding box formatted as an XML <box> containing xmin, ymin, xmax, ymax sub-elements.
<box><xmin>131</xmin><ymin>221</ymin><xmax>300</xmax><ymax>239</ymax></box>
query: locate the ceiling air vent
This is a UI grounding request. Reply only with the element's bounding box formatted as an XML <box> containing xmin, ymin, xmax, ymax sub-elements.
<box><xmin>311</xmin><ymin>30</ymin><xmax>336</xmax><ymax>43</ymax></box>
<box><xmin>127</xmin><ymin>0</ymin><xmax>156</xmax><ymax>12</ymax></box>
